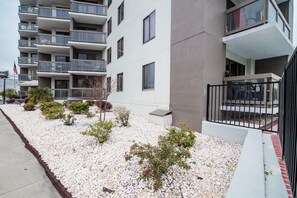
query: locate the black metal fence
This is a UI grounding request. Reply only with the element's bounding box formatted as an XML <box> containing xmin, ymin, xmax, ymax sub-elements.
<box><xmin>279</xmin><ymin>49</ymin><xmax>297</xmax><ymax>198</ymax></box>
<box><xmin>206</xmin><ymin>81</ymin><xmax>280</xmax><ymax>133</ymax></box>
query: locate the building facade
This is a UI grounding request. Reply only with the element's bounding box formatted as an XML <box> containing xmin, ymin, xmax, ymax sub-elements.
<box><xmin>18</xmin><ymin>0</ymin><xmax>295</xmax><ymax>131</ymax></box>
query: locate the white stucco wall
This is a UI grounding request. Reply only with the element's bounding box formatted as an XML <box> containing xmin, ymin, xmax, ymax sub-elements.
<box><xmin>106</xmin><ymin>0</ymin><xmax>172</xmax><ymax>116</ymax></box>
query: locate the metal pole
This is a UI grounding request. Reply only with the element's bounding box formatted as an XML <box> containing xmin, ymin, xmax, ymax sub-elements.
<box><xmin>3</xmin><ymin>78</ymin><xmax>6</xmax><ymax>104</ymax></box>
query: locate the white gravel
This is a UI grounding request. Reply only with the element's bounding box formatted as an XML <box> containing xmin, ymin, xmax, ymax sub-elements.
<box><xmin>1</xmin><ymin>104</ymin><xmax>242</xmax><ymax>198</ymax></box>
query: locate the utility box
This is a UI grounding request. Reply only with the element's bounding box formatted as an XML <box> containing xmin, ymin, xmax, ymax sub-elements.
<box><xmin>149</xmin><ymin>109</ymin><xmax>172</xmax><ymax>126</ymax></box>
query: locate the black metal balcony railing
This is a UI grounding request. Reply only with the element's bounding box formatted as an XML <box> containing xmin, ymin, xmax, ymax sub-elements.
<box><xmin>70</xmin><ymin>31</ymin><xmax>107</xmax><ymax>44</ymax></box>
<box><xmin>18</xmin><ymin>23</ymin><xmax>38</xmax><ymax>31</ymax></box>
<box><xmin>19</xmin><ymin>40</ymin><xmax>37</xmax><ymax>48</ymax></box>
<box><xmin>19</xmin><ymin>6</ymin><xmax>38</xmax><ymax>15</ymax></box>
<box><xmin>38</xmin><ymin>61</ymin><xmax>70</xmax><ymax>73</ymax></box>
<box><xmin>71</xmin><ymin>1</ymin><xmax>107</xmax><ymax>16</ymax></box>
<box><xmin>70</xmin><ymin>59</ymin><xmax>106</xmax><ymax>72</ymax></box>
<box><xmin>37</xmin><ymin>34</ymin><xmax>70</xmax><ymax>46</ymax></box>
<box><xmin>225</xmin><ymin>0</ymin><xmax>291</xmax><ymax>40</ymax></box>
<box><xmin>18</xmin><ymin>74</ymin><xmax>38</xmax><ymax>81</ymax></box>
<box><xmin>52</xmin><ymin>89</ymin><xmax>69</xmax><ymax>99</ymax></box>
<box><xmin>39</xmin><ymin>7</ymin><xmax>70</xmax><ymax>20</ymax></box>
<box><xmin>18</xmin><ymin>56</ymin><xmax>38</xmax><ymax>65</ymax></box>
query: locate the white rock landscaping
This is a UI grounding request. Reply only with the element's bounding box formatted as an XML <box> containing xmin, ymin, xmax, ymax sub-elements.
<box><xmin>0</xmin><ymin>104</ymin><xmax>242</xmax><ymax>198</ymax></box>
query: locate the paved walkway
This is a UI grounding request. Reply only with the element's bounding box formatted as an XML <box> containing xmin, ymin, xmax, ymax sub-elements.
<box><xmin>0</xmin><ymin>112</ymin><xmax>61</xmax><ymax>198</ymax></box>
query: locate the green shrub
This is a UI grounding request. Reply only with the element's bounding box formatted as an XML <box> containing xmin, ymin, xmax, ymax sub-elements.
<box><xmin>81</xmin><ymin>121</ymin><xmax>114</xmax><ymax>144</ymax></box>
<box><xmin>69</xmin><ymin>102</ymin><xmax>89</xmax><ymax>114</ymax></box>
<box><xmin>114</xmin><ymin>106</ymin><xmax>130</xmax><ymax>127</ymax></box>
<box><xmin>124</xmin><ymin>122</ymin><xmax>196</xmax><ymax>191</ymax></box>
<box><xmin>23</xmin><ymin>102</ymin><xmax>35</xmax><ymax>111</ymax></box>
<box><xmin>85</xmin><ymin>111</ymin><xmax>95</xmax><ymax>118</ymax></box>
<box><xmin>40</xmin><ymin>102</ymin><xmax>65</xmax><ymax>119</ymax></box>
<box><xmin>24</xmin><ymin>97</ymin><xmax>31</xmax><ymax>104</ymax></box>
<box><xmin>85</xmin><ymin>100</ymin><xmax>95</xmax><ymax>106</ymax></box>
<box><xmin>28</xmin><ymin>88</ymin><xmax>53</xmax><ymax>104</ymax></box>
<box><xmin>62</xmin><ymin>114</ymin><xmax>76</xmax><ymax>126</ymax></box>
<box><xmin>62</xmin><ymin>100</ymin><xmax>67</xmax><ymax>107</ymax></box>
<box><xmin>5</xmin><ymin>89</ymin><xmax>18</xmax><ymax>99</ymax></box>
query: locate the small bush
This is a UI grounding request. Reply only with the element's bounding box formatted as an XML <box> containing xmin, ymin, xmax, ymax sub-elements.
<box><xmin>28</xmin><ymin>88</ymin><xmax>53</xmax><ymax>104</ymax></box>
<box><xmin>124</xmin><ymin>122</ymin><xmax>196</xmax><ymax>191</ymax></box>
<box><xmin>85</xmin><ymin>111</ymin><xmax>95</xmax><ymax>118</ymax></box>
<box><xmin>95</xmin><ymin>100</ymin><xmax>113</xmax><ymax>111</ymax></box>
<box><xmin>62</xmin><ymin>114</ymin><xmax>76</xmax><ymax>126</ymax></box>
<box><xmin>5</xmin><ymin>89</ymin><xmax>18</xmax><ymax>99</ymax></box>
<box><xmin>114</xmin><ymin>106</ymin><xmax>130</xmax><ymax>127</ymax></box>
<box><xmin>69</xmin><ymin>102</ymin><xmax>89</xmax><ymax>114</ymax></box>
<box><xmin>6</xmin><ymin>99</ymin><xmax>15</xmax><ymax>104</ymax></box>
<box><xmin>24</xmin><ymin>97</ymin><xmax>31</xmax><ymax>104</ymax></box>
<box><xmin>85</xmin><ymin>100</ymin><xmax>95</xmax><ymax>106</ymax></box>
<box><xmin>23</xmin><ymin>102</ymin><xmax>35</xmax><ymax>111</ymax></box>
<box><xmin>40</xmin><ymin>102</ymin><xmax>65</xmax><ymax>119</ymax></box>
<box><xmin>81</xmin><ymin>121</ymin><xmax>114</xmax><ymax>144</ymax></box>
<box><xmin>62</xmin><ymin>100</ymin><xmax>67</xmax><ymax>107</ymax></box>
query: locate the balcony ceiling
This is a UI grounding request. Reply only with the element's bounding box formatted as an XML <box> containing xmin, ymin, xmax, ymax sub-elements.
<box><xmin>18</xmin><ymin>30</ymin><xmax>38</xmax><ymax>37</ymax></box>
<box><xmin>37</xmin><ymin>72</ymin><xmax>70</xmax><ymax>77</ymax></box>
<box><xmin>18</xmin><ymin>46</ymin><xmax>38</xmax><ymax>53</ymax></box>
<box><xmin>223</xmin><ymin>23</ymin><xmax>294</xmax><ymax>60</ymax></box>
<box><xmin>68</xmin><ymin>41</ymin><xmax>106</xmax><ymax>51</ymax></box>
<box><xmin>36</xmin><ymin>45</ymin><xmax>70</xmax><ymax>54</ymax></box>
<box><xmin>19</xmin><ymin>80</ymin><xmax>38</xmax><ymax>87</ymax></box>
<box><xmin>68</xmin><ymin>71</ymin><xmax>106</xmax><ymax>76</ymax></box>
<box><xmin>37</xmin><ymin>17</ymin><xmax>70</xmax><ymax>31</ymax></box>
<box><xmin>69</xmin><ymin>12</ymin><xmax>107</xmax><ymax>25</ymax></box>
<box><xmin>19</xmin><ymin>13</ymin><xmax>37</xmax><ymax>21</ymax></box>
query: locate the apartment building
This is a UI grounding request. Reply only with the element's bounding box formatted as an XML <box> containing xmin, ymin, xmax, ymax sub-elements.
<box><xmin>18</xmin><ymin>0</ymin><xmax>295</xmax><ymax>131</ymax></box>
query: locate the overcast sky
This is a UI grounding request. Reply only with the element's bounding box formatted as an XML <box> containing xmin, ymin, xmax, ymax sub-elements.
<box><xmin>0</xmin><ymin>1</ymin><xmax>296</xmax><ymax>79</ymax></box>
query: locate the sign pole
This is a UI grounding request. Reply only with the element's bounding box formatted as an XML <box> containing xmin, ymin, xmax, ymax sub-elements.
<box><xmin>3</xmin><ymin>78</ymin><xmax>6</xmax><ymax>104</ymax></box>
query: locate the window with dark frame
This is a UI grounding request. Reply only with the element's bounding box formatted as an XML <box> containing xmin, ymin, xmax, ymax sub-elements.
<box><xmin>118</xmin><ymin>1</ymin><xmax>124</xmax><ymax>25</ymax></box>
<box><xmin>107</xmin><ymin>77</ymin><xmax>111</xmax><ymax>93</ymax></box>
<box><xmin>225</xmin><ymin>58</ymin><xmax>245</xmax><ymax>77</ymax></box>
<box><xmin>108</xmin><ymin>0</ymin><xmax>112</xmax><ymax>7</ymax></box>
<box><xmin>143</xmin><ymin>10</ymin><xmax>156</xmax><ymax>43</ymax></box>
<box><xmin>142</xmin><ymin>62</ymin><xmax>155</xmax><ymax>90</ymax></box>
<box><xmin>107</xmin><ymin>47</ymin><xmax>112</xmax><ymax>64</ymax></box>
<box><xmin>117</xmin><ymin>73</ymin><xmax>123</xmax><ymax>92</ymax></box>
<box><xmin>117</xmin><ymin>37</ymin><xmax>124</xmax><ymax>58</ymax></box>
<box><xmin>107</xmin><ymin>18</ymin><xmax>112</xmax><ymax>36</ymax></box>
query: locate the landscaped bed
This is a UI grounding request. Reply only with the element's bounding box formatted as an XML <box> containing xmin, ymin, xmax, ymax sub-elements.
<box><xmin>1</xmin><ymin>104</ymin><xmax>242</xmax><ymax>198</ymax></box>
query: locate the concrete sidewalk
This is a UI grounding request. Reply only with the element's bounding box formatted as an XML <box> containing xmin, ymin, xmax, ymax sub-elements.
<box><xmin>0</xmin><ymin>112</ymin><xmax>61</xmax><ymax>198</ymax></box>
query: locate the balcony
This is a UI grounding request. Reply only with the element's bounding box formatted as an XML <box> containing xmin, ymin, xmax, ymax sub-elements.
<box><xmin>18</xmin><ymin>40</ymin><xmax>37</xmax><ymax>52</ymax></box>
<box><xmin>36</xmin><ymin>34</ymin><xmax>70</xmax><ymax>53</ymax></box>
<box><xmin>38</xmin><ymin>61</ymin><xmax>70</xmax><ymax>77</ymax></box>
<box><xmin>69</xmin><ymin>31</ymin><xmax>107</xmax><ymax>50</ymax></box>
<box><xmin>18</xmin><ymin>74</ymin><xmax>38</xmax><ymax>82</ymax></box>
<box><xmin>69</xmin><ymin>89</ymin><xmax>103</xmax><ymax>99</ymax></box>
<box><xmin>69</xmin><ymin>1</ymin><xmax>107</xmax><ymax>25</ymax></box>
<box><xmin>37</xmin><ymin>7</ymin><xmax>70</xmax><ymax>30</ymax></box>
<box><xmin>69</xmin><ymin>59</ymin><xmax>106</xmax><ymax>75</ymax></box>
<box><xmin>51</xmin><ymin>89</ymin><xmax>69</xmax><ymax>99</ymax></box>
<box><xmin>18</xmin><ymin>57</ymin><xmax>38</xmax><ymax>67</ymax></box>
<box><xmin>18</xmin><ymin>23</ymin><xmax>38</xmax><ymax>37</ymax></box>
<box><xmin>223</xmin><ymin>0</ymin><xmax>294</xmax><ymax>60</ymax></box>
<box><xmin>18</xmin><ymin>6</ymin><xmax>38</xmax><ymax>21</ymax></box>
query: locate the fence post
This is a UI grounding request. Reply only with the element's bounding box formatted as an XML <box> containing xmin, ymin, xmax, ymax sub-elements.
<box><xmin>206</xmin><ymin>84</ymin><xmax>210</xmax><ymax>121</ymax></box>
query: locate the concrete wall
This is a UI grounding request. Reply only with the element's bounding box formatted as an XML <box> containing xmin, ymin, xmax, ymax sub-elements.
<box><xmin>255</xmin><ymin>55</ymin><xmax>288</xmax><ymax>77</ymax></box>
<box><xmin>170</xmin><ymin>0</ymin><xmax>226</xmax><ymax>131</ymax></box>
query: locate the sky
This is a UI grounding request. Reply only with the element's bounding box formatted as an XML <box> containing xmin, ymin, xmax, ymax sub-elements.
<box><xmin>0</xmin><ymin>1</ymin><xmax>296</xmax><ymax>79</ymax></box>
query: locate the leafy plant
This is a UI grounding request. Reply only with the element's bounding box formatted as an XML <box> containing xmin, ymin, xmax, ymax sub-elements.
<box><xmin>86</xmin><ymin>100</ymin><xmax>95</xmax><ymax>106</ymax></box>
<box><xmin>5</xmin><ymin>89</ymin><xmax>18</xmax><ymax>99</ymax></box>
<box><xmin>69</xmin><ymin>102</ymin><xmax>89</xmax><ymax>114</ymax></box>
<box><xmin>81</xmin><ymin>121</ymin><xmax>114</xmax><ymax>144</ymax></box>
<box><xmin>114</xmin><ymin>106</ymin><xmax>130</xmax><ymax>127</ymax></box>
<box><xmin>24</xmin><ymin>97</ymin><xmax>31</xmax><ymax>104</ymax></box>
<box><xmin>124</xmin><ymin>122</ymin><xmax>196</xmax><ymax>191</ymax></box>
<box><xmin>40</xmin><ymin>102</ymin><xmax>65</xmax><ymax>119</ymax></box>
<box><xmin>62</xmin><ymin>100</ymin><xmax>67</xmax><ymax>107</ymax></box>
<box><xmin>23</xmin><ymin>102</ymin><xmax>35</xmax><ymax>111</ymax></box>
<box><xmin>28</xmin><ymin>88</ymin><xmax>53</xmax><ymax>104</ymax></box>
<box><xmin>62</xmin><ymin>113</ymin><xmax>76</xmax><ymax>126</ymax></box>
<box><xmin>85</xmin><ymin>111</ymin><xmax>95</xmax><ymax>118</ymax></box>
<box><xmin>95</xmin><ymin>100</ymin><xmax>113</xmax><ymax>111</ymax></box>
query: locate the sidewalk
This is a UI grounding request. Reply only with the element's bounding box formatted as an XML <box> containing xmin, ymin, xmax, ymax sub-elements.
<box><xmin>0</xmin><ymin>112</ymin><xmax>61</xmax><ymax>198</ymax></box>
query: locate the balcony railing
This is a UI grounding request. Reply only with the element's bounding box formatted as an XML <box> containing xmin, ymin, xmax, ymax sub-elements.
<box><xmin>71</xmin><ymin>1</ymin><xmax>107</xmax><ymax>16</ymax></box>
<box><xmin>69</xmin><ymin>89</ymin><xmax>104</xmax><ymax>99</ymax></box>
<box><xmin>225</xmin><ymin>0</ymin><xmax>291</xmax><ymax>40</ymax></box>
<box><xmin>18</xmin><ymin>23</ymin><xmax>38</xmax><ymax>31</ymax></box>
<box><xmin>19</xmin><ymin>74</ymin><xmax>38</xmax><ymax>81</ymax></box>
<box><xmin>39</xmin><ymin>7</ymin><xmax>70</xmax><ymax>20</ymax></box>
<box><xmin>70</xmin><ymin>59</ymin><xmax>106</xmax><ymax>72</ymax></box>
<box><xmin>52</xmin><ymin>89</ymin><xmax>69</xmax><ymax>99</ymax></box>
<box><xmin>19</xmin><ymin>6</ymin><xmax>38</xmax><ymax>15</ymax></box>
<box><xmin>38</xmin><ymin>61</ymin><xmax>70</xmax><ymax>73</ymax></box>
<box><xmin>19</xmin><ymin>40</ymin><xmax>37</xmax><ymax>48</ymax></box>
<box><xmin>37</xmin><ymin>34</ymin><xmax>70</xmax><ymax>46</ymax></box>
<box><xmin>18</xmin><ymin>56</ymin><xmax>38</xmax><ymax>65</ymax></box>
<box><xmin>70</xmin><ymin>31</ymin><xmax>107</xmax><ymax>44</ymax></box>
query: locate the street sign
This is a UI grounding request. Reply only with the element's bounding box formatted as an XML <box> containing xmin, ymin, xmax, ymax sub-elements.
<box><xmin>0</xmin><ymin>71</ymin><xmax>9</xmax><ymax>78</ymax></box>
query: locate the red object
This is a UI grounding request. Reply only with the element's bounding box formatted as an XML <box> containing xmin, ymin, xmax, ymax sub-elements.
<box><xmin>13</xmin><ymin>62</ymin><xmax>18</xmax><ymax>75</ymax></box>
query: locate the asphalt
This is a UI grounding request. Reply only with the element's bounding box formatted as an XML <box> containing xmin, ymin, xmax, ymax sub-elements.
<box><xmin>0</xmin><ymin>112</ymin><xmax>61</xmax><ymax>198</ymax></box>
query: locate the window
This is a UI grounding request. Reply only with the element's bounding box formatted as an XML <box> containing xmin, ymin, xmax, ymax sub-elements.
<box><xmin>107</xmin><ymin>18</ymin><xmax>112</xmax><ymax>36</ymax></box>
<box><xmin>142</xmin><ymin>63</ymin><xmax>155</xmax><ymax>90</ymax></box>
<box><xmin>55</xmin><ymin>80</ymin><xmax>69</xmax><ymax>89</ymax></box>
<box><xmin>117</xmin><ymin>73</ymin><xmax>123</xmax><ymax>92</ymax></box>
<box><xmin>143</xmin><ymin>11</ymin><xmax>156</xmax><ymax>43</ymax></box>
<box><xmin>77</xmin><ymin>53</ymin><xmax>96</xmax><ymax>60</ymax></box>
<box><xmin>118</xmin><ymin>1</ymin><xmax>124</xmax><ymax>25</ymax></box>
<box><xmin>107</xmin><ymin>77</ymin><xmax>111</xmax><ymax>93</ymax></box>
<box><xmin>108</xmin><ymin>0</ymin><xmax>112</xmax><ymax>7</ymax></box>
<box><xmin>117</xmin><ymin>37</ymin><xmax>124</xmax><ymax>58</ymax></box>
<box><xmin>107</xmin><ymin>48</ymin><xmax>112</xmax><ymax>64</ymax></box>
<box><xmin>55</xmin><ymin>56</ymin><xmax>69</xmax><ymax>62</ymax></box>
<box><xmin>225</xmin><ymin>58</ymin><xmax>245</xmax><ymax>77</ymax></box>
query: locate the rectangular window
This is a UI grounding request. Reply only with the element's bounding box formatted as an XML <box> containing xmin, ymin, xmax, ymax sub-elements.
<box><xmin>225</xmin><ymin>58</ymin><xmax>245</xmax><ymax>77</ymax></box>
<box><xmin>142</xmin><ymin>62</ymin><xmax>155</xmax><ymax>90</ymax></box>
<box><xmin>107</xmin><ymin>77</ymin><xmax>111</xmax><ymax>93</ymax></box>
<box><xmin>77</xmin><ymin>53</ymin><xmax>96</xmax><ymax>60</ymax></box>
<box><xmin>117</xmin><ymin>37</ymin><xmax>124</xmax><ymax>58</ymax></box>
<box><xmin>143</xmin><ymin>11</ymin><xmax>156</xmax><ymax>43</ymax></box>
<box><xmin>107</xmin><ymin>18</ymin><xmax>112</xmax><ymax>36</ymax></box>
<box><xmin>107</xmin><ymin>48</ymin><xmax>112</xmax><ymax>64</ymax></box>
<box><xmin>108</xmin><ymin>0</ymin><xmax>112</xmax><ymax>7</ymax></box>
<box><xmin>118</xmin><ymin>1</ymin><xmax>124</xmax><ymax>25</ymax></box>
<box><xmin>117</xmin><ymin>73</ymin><xmax>123</xmax><ymax>92</ymax></box>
